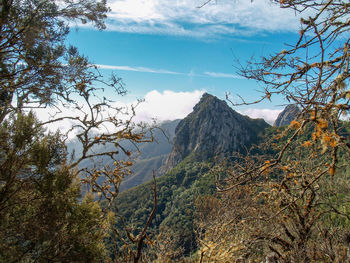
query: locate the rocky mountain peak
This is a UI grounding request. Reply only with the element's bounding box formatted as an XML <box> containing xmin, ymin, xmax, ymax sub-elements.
<box><xmin>160</xmin><ymin>93</ymin><xmax>269</xmax><ymax>173</ymax></box>
<box><xmin>274</xmin><ymin>104</ymin><xmax>300</xmax><ymax>127</ymax></box>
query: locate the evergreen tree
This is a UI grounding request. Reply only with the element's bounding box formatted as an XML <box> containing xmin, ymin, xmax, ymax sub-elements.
<box><xmin>0</xmin><ymin>113</ymin><xmax>108</xmax><ymax>261</ymax></box>
<box><xmin>0</xmin><ymin>1</ymin><xmax>151</xmax><ymax>262</ymax></box>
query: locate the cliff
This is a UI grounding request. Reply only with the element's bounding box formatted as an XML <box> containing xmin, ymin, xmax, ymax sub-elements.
<box><xmin>274</xmin><ymin>104</ymin><xmax>300</xmax><ymax>127</ymax></box>
<box><xmin>160</xmin><ymin>93</ymin><xmax>269</xmax><ymax>173</ymax></box>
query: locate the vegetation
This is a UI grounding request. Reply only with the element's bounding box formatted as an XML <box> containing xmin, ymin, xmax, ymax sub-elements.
<box><xmin>0</xmin><ymin>0</ymin><xmax>154</xmax><ymax>262</ymax></box>
<box><xmin>109</xmin><ymin>154</ymin><xmax>215</xmax><ymax>261</ymax></box>
<box><xmin>197</xmin><ymin>124</ymin><xmax>350</xmax><ymax>262</ymax></box>
<box><xmin>1</xmin><ymin>0</ymin><xmax>349</xmax><ymax>262</ymax></box>
<box><xmin>196</xmin><ymin>0</ymin><xmax>350</xmax><ymax>262</ymax></box>
<box><xmin>0</xmin><ymin>112</ymin><xmax>108</xmax><ymax>261</ymax></box>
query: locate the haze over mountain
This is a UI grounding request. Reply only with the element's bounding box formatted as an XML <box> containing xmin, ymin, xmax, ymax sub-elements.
<box><xmin>68</xmin><ymin>93</ymin><xmax>275</xmax><ymax>191</ymax></box>
<box><xmin>67</xmin><ymin>94</ymin><xmax>301</xmax><ymax>194</ymax></box>
<box><xmin>120</xmin><ymin>119</ymin><xmax>179</xmax><ymax>190</ymax></box>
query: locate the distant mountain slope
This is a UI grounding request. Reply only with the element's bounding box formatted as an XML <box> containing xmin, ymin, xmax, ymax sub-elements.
<box><xmin>67</xmin><ymin>119</ymin><xmax>180</xmax><ymax>191</ymax></box>
<box><xmin>274</xmin><ymin>104</ymin><xmax>300</xmax><ymax>127</ymax></box>
<box><xmin>120</xmin><ymin>155</ymin><xmax>165</xmax><ymax>191</ymax></box>
<box><xmin>121</xmin><ymin>120</ymin><xmax>179</xmax><ymax>190</ymax></box>
<box><xmin>161</xmin><ymin>93</ymin><xmax>270</xmax><ymax>173</ymax></box>
<box><xmin>135</xmin><ymin>120</ymin><xmax>179</xmax><ymax>160</ymax></box>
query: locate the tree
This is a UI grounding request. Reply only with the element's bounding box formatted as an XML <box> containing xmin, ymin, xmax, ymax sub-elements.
<box><xmin>0</xmin><ymin>1</ymin><xmax>155</xmax><ymax>261</ymax></box>
<box><xmin>0</xmin><ymin>112</ymin><xmax>109</xmax><ymax>261</ymax></box>
<box><xmin>197</xmin><ymin>0</ymin><xmax>350</xmax><ymax>262</ymax></box>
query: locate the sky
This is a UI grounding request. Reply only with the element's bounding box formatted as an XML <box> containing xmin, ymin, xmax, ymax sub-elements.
<box><xmin>65</xmin><ymin>0</ymin><xmax>310</xmax><ymax>125</ymax></box>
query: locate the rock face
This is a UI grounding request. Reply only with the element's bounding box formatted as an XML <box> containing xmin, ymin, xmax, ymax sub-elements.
<box><xmin>160</xmin><ymin>93</ymin><xmax>270</xmax><ymax>173</ymax></box>
<box><xmin>273</xmin><ymin>104</ymin><xmax>300</xmax><ymax>127</ymax></box>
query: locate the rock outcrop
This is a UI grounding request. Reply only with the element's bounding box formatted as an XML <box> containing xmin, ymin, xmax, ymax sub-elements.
<box><xmin>273</xmin><ymin>104</ymin><xmax>300</xmax><ymax>127</ymax></box>
<box><xmin>160</xmin><ymin>93</ymin><xmax>270</xmax><ymax>173</ymax></box>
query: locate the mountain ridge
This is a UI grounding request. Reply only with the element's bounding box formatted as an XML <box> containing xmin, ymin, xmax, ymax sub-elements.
<box><xmin>274</xmin><ymin>104</ymin><xmax>300</xmax><ymax>127</ymax></box>
<box><xmin>160</xmin><ymin>93</ymin><xmax>270</xmax><ymax>173</ymax></box>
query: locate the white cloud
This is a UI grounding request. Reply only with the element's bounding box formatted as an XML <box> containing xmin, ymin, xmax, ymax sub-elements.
<box><xmin>34</xmin><ymin>105</ymin><xmax>85</xmax><ymax>138</ymax></box>
<box><xmin>105</xmin><ymin>0</ymin><xmax>312</xmax><ymax>37</ymax></box>
<box><xmin>95</xmin><ymin>64</ymin><xmax>183</xmax><ymax>75</ymax></box>
<box><xmin>131</xmin><ymin>91</ymin><xmax>283</xmax><ymax>125</ymax></box>
<box><xmin>35</xmin><ymin>90</ymin><xmax>204</xmax><ymax>135</ymax></box>
<box><xmin>131</xmin><ymin>89</ymin><xmax>205</xmax><ymax>123</ymax></box>
<box><xmin>204</xmin><ymin>71</ymin><xmax>243</xmax><ymax>79</ymax></box>
<box><xmin>96</xmin><ymin>64</ymin><xmax>248</xmax><ymax>80</ymax></box>
<box><xmin>238</xmin><ymin>108</ymin><xmax>282</xmax><ymax>124</ymax></box>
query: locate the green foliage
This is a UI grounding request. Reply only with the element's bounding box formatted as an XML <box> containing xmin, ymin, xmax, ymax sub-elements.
<box><xmin>0</xmin><ymin>1</ymin><xmax>133</xmax><ymax>261</ymax></box>
<box><xmin>109</xmin><ymin>154</ymin><xmax>215</xmax><ymax>260</ymax></box>
<box><xmin>0</xmin><ymin>0</ymin><xmax>113</xmax><ymax>122</ymax></box>
<box><xmin>0</xmin><ymin>113</ymin><xmax>107</xmax><ymax>262</ymax></box>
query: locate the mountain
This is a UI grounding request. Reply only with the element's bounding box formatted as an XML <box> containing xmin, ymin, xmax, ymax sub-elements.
<box><xmin>160</xmin><ymin>93</ymin><xmax>270</xmax><ymax>173</ymax></box>
<box><xmin>112</xmin><ymin>93</ymin><xmax>271</xmax><ymax>257</ymax></box>
<box><xmin>274</xmin><ymin>104</ymin><xmax>300</xmax><ymax>127</ymax></box>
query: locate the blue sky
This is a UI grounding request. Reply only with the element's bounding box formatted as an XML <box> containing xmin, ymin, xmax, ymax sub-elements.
<box><xmin>66</xmin><ymin>0</ymin><xmax>310</xmax><ymax>124</ymax></box>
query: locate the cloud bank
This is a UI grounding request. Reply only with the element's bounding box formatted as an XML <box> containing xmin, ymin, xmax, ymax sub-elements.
<box><xmin>129</xmin><ymin>90</ymin><xmax>281</xmax><ymax>125</ymax></box>
<box><xmin>238</xmin><ymin>108</ymin><xmax>282</xmax><ymax>124</ymax></box>
<box><xmin>132</xmin><ymin>90</ymin><xmax>205</xmax><ymax>123</ymax></box>
<box><xmin>105</xmin><ymin>0</ymin><xmax>310</xmax><ymax>37</ymax></box>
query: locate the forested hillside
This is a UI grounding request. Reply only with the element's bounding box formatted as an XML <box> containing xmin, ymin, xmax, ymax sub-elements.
<box><xmin>108</xmin><ymin>93</ymin><xmax>271</xmax><ymax>261</ymax></box>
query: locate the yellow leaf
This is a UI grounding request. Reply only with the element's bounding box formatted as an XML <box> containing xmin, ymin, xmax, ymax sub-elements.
<box><xmin>262</xmin><ymin>167</ymin><xmax>269</xmax><ymax>175</ymax></box>
<box><xmin>322</xmin><ymin>134</ymin><xmax>332</xmax><ymax>143</ymax></box>
<box><xmin>329</xmin><ymin>139</ymin><xmax>337</xmax><ymax>147</ymax></box>
<box><xmin>282</xmin><ymin>166</ymin><xmax>288</xmax><ymax>171</ymax></box>
<box><xmin>310</xmin><ymin>110</ymin><xmax>316</xmax><ymax>120</ymax></box>
<box><xmin>290</xmin><ymin>120</ymin><xmax>301</xmax><ymax>129</ymax></box>
<box><xmin>317</xmin><ymin>119</ymin><xmax>328</xmax><ymax>129</ymax></box>
<box><xmin>346</xmin><ymin>92</ymin><xmax>350</xmax><ymax>99</ymax></box>
<box><xmin>301</xmin><ymin>140</ymin><xmax>312</xmax><ymax>147</ymax></box>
